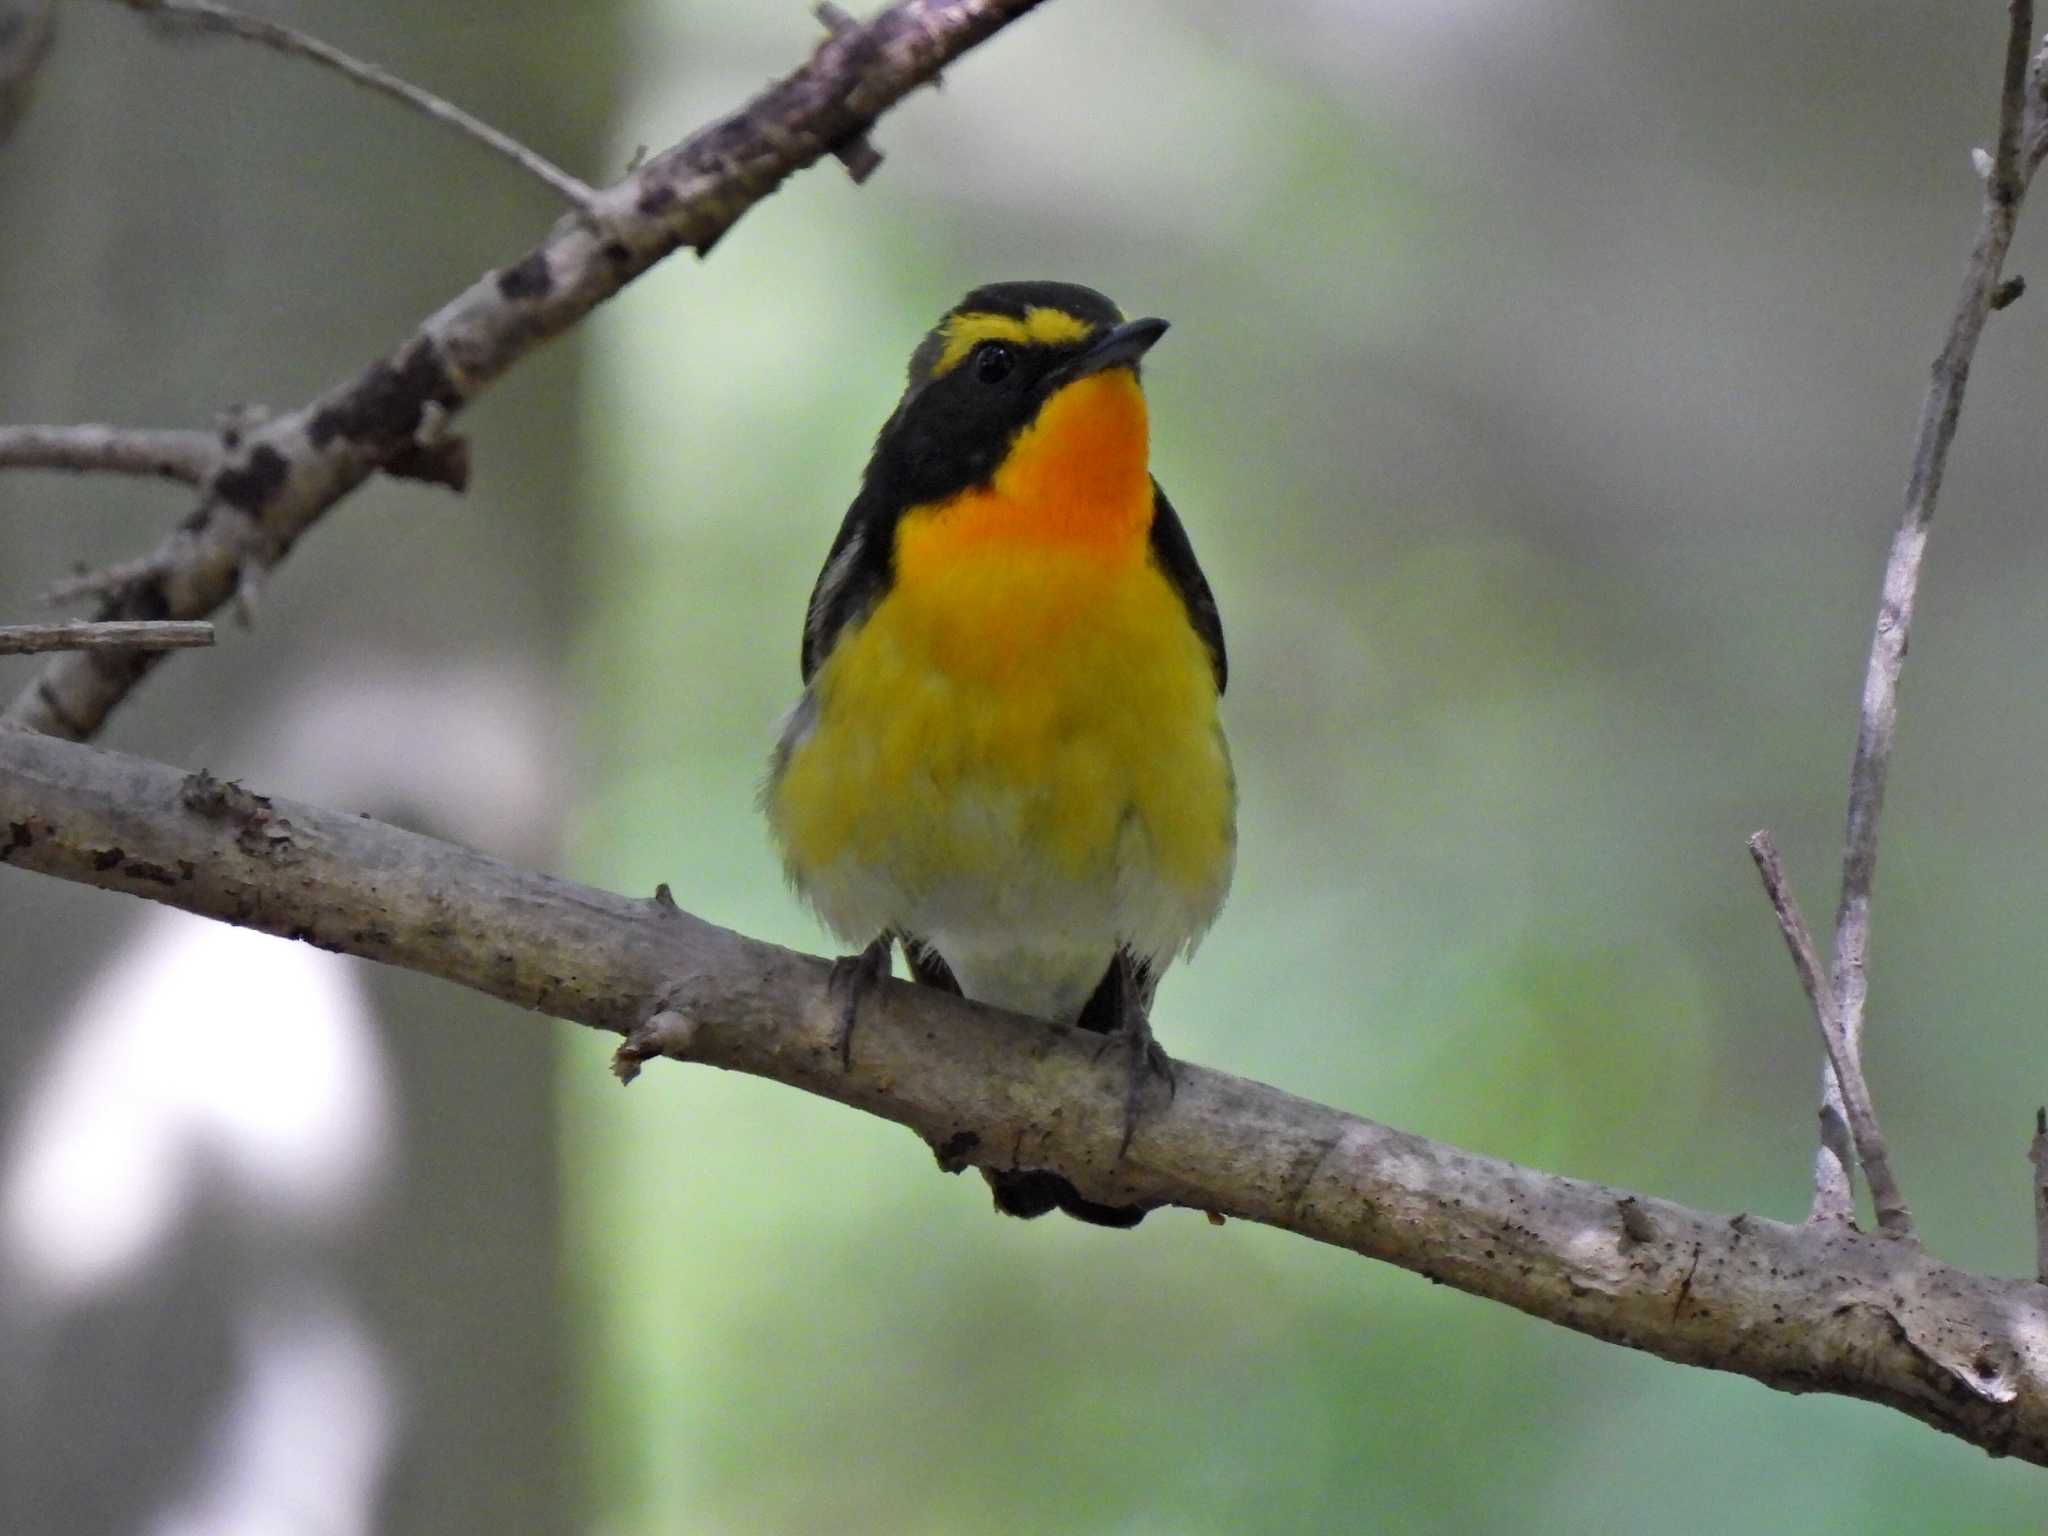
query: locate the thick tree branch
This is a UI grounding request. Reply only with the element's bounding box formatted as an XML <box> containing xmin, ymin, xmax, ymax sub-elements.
<box><xmin>4</xmin><ymin>725</ymin><xmax>2048</xmax><ymax>1465</ymax></box>
<box><xmin>0</xmin><ymin>0</ymin><xmax>1048</xmax><ymax>742</ymax></box>
<box><xmin>1813</xmin><ymin>1</ymin><xmax>2044</xmax><ymax>1232</ymax></box>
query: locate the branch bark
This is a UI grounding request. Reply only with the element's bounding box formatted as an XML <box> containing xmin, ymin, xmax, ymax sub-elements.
<box><xmin>4</xmin><ymin>725</ymin><xmax>2048</xmax><ymax>1465</ymax></box>
<box><xmin>0</xmin><ymin>0</ymin><xmax>1048</xmax><ymax>742</ymax></box>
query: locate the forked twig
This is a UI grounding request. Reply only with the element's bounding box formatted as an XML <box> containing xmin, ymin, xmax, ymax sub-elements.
<box><xmin>1807</xmin><ymin>0</ymin><xmax>2043</xmax><ymax>1233</ymax></box>
<box><xmin>1748</xmin><ymin>832</ymin><xmax>1912</xmax><ymax>1236</ymax></box>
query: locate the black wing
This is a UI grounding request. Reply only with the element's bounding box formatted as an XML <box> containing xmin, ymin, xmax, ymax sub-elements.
<box><xmin>1149</xmin><ymin>479</ymin><xmax>1226</xmax><ymax>695</ymax></box>
<box><xmin>799</xmin><ymin>483</ymin><xmax>896</xmax><ymax>682</ymax></box>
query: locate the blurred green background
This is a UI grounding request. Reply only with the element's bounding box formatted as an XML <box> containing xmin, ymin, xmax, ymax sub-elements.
<box><xmin>567</xmin><ymin>2</ymin><xmax>2048</xmax><ymax>1531</ymax></box>
<box><xmin>7</xmin><ymin>0</ymin><xmax>2048</xmax><ymax>1531</ymax></box>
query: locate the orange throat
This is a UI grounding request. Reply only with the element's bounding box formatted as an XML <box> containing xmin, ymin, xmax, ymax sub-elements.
<box><xmin>895</xmin><ymin>369</ymin><xmax>1154</xmax><ymax>575</ymax></box>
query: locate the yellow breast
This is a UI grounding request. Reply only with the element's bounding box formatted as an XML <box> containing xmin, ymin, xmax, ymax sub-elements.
<box><xmin>778</xmin><ymin>546</ymin><xmax>1225</xmax><ymax>871</ymax></box>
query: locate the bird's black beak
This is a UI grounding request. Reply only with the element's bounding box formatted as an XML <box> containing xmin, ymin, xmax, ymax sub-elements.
<box><xmin>1058</xmin><ymin>316</ymin><xmax>1169</xmax><ymax>385</ymax></box>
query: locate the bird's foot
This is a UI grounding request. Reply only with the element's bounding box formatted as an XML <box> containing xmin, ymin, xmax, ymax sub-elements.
<box><xmin>825</xmin><ymin>935</ymin><xmax>892</xmax><ymax>1069</ymax></box>
<box><xmin>1091</xmin><ymin>988</ymin><xmax>1177</xmax><ymax>1158</ymax></box>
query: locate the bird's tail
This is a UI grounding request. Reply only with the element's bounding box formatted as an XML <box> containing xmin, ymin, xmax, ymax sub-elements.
<box><xmin>984</xmin><ymin>1168</ymin><xmax>1148</xmax><ymax>1227</ymax></box>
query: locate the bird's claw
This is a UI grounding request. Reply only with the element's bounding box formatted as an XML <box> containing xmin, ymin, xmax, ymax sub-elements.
<box><xmin>825</xmin><ymin>935</ymin><xmax>892</xmax><ymax>1069</ymax></box>
<box><xmin>1097</xmin><ymin>1009</ymin><xmax>1175</xmax><ymax>1158</ymax></box>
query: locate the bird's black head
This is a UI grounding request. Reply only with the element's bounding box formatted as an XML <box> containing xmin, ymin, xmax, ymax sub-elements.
<box><xmin>866</xmin><ymin>280</ymin><xmax>1168</xmax><ymax>507</ymax></box>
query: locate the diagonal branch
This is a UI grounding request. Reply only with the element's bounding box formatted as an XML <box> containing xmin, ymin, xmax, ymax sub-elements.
<box><xmin>107</xmin><ymin>0</ymin><xmax>596</xmax><ymax>207</ymax></box>
<box><xmin>3</xmin><ymin>726</ymin><xmax>2048</xmax><ymax>1464</ymax></box>
<box><xmin>1814</xmin><ymin>0</ymin><xmax>2044</xmax><ymax>1232</ymax></box>
<box><xmin>2</xmin><ymin>0</ymin><xmax>1050</xmax><ymax>743</ymax></box>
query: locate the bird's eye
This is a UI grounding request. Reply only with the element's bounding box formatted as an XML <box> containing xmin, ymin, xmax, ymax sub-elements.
<box><xmin>973</xmin><ymin>341</ymin><xmax>1016</xmax><ymax>384</ymax></box>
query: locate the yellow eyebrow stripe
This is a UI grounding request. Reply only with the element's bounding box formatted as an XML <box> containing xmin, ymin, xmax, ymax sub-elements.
<box><xmin>930</xmin><ymin>306</ymin><xmax>1099</xmax><ymax>376</ymax></box>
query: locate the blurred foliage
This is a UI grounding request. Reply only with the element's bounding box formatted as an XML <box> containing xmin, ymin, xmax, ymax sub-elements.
<box><xmin>563</xmin><ymin>1</ymin><xmax>2048</xmax><ymax>1531</ymax></box>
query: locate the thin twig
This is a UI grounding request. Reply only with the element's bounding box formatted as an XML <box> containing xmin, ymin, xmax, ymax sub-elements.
<box><xmin>2031</xmin><ymin>1108</ymin><xmax>2048</xmax><ymax>1286</ymax></box>
<box><xmin>1749</xmin><ymin>832</ymin><xmax>1913</xmax><ymax>1235</ymax></box>
<box><xmin>0</xmin><ymin>424</ymin><xmax>218</xmax><ymax>485</ymax></box>
<box><xmin>0</xmin><ymin>621</ymin><xmax>214</xmax><ymax>654</ymax></box>
<box><xmin>1815</xmin><ymin>0</ymin><xmax>2041</xmax><ymax>1236</ymax></box>
<box><xmin>108</xmin><ymin>0</ymin><xmax>597</xmax><ymax>209</ymax></box>
<box><xmin>0</xmin><ymin>419</ymin><xmax>464</xmax><ymax>494</ymax></box>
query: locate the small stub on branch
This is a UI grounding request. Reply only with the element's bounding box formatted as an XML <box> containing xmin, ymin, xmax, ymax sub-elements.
<box><xmin>1992</xmin><ymin>274</ymin><xmax>2027</xmax><ymax>309</ymax></box>
<box><xmin>1617</xmin><ymin>1196</ymin><xmax>1660</xmax><ymax>1245</ymax></box>
<box><xmin>613</xmin><ymin>1008</ymin><xmax>698</xmax><ymax>1083</ymax></box>
<box><xmin>814</xmin><ymin>2</ymin><xmax>885</xmax><ymax>182</ymax></box>
<box><xmin>0</xmin><ymin>620</ymin><xmax>214</xmax><ymax>655</ymax></box>
<box><xmin>383</xmin><ymin>434</ymin><xmax>471</xmax><ymax>491</ymax></box>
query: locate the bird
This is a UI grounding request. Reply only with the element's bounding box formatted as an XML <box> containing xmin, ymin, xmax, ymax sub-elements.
<box><xmin>763</xmin><ymin>280</ymin><xmax>1234</xmax><ymax>1227</ymax></box>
